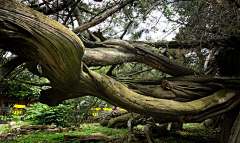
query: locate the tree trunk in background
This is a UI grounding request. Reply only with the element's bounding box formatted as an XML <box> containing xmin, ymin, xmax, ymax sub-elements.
<box><xmin>227</xmin><ymin>111</ymin><xmax>240</xmax><ymax>143</ymax></box>
<box><xmin>171</xmin><ymin>122</ymin><xmax>183</xmax><ymax>131</ymax></box>
<box><xmin>220</xmin><ymin>105</ymin><xmax>240</xmax><ymax>143</ymax></box>
<box><xmin>217</xmin><ymin>48</ymin><xmax>240</xmax><ymax>76</ymax></box>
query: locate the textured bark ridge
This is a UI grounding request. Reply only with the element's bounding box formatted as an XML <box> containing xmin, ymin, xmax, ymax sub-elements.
<box><xmin>0</xmin><ymin>0</ymin><xmax>85</xmax><ymax>92</ymax></box>
<box><xmin>1</xmin><ymin>0</ymin><xmax>240</xmax><ymax>125</ymax></box>
<box><xmin>83</xmin><ymin>39</ymin><xmax>198</xmax><ymax>76</ymax></box>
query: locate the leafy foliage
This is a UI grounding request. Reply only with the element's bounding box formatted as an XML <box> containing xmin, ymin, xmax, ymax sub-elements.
<box><xmin>64</xmin><ymin>96</ymin><xmax>106</xmax><ymax>126</ymax></box>
<box><xmin>24</xmin><ymin>103</ymin><xmax>72</xmax><ymax>127</ymax></box>
<box><xmin>171</xmin><ymin>1</ymin><xmax>240</xmax><ymax>41</ymax></box>
<box><xmin>6</xmin><ymin>108</ymin><xmax>22</xmax><ymax>122</ymax></box>
<box><xmin>0</xmin><ymin>79</ymin><xmax>40</xmax><ymax>102</ymax></box>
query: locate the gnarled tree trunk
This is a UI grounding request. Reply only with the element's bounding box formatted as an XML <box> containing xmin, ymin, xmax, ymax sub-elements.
<box><xmin>1</xmin><ymin>0</ymin><xmax>240</xmax><ymax>130</ymax></box>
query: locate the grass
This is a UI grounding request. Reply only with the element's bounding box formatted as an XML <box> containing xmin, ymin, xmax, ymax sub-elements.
<box><xmin>159</xmin><ymin>123</ymin><xmax>220</xmax><ymax>143</ymax></box>
<box><xmin>0</xmin><ymin>124</ymin><xmax>9</xmax><ymax>132</ymax></box>
<box><xmin>0</xmin><ymin>123</ymin><xmax>128</xmax><ymax>143</ymax></box>
<box><xmin>65</xmin><ymin>123</ymin><xmax>128</xmax><ymax>138</ymax></box>
<box><xmin>0</xmin><ymin>122</ymin><xmax>220</xmax><ymax>143</ymax></box>
<box><xmin>1</xmin><ymin>132</ymin><xmax>77</xmax><ymax>143</ymax></box>
<box><xmin>0</xmin><ymin>121</ymin><xmax>34</xmax><ymax>132</ymax></box>
<box><xmin>15</xmin><ymin>121</ymin><xmax>34</xmax><ymax>126</ymax></box>
<box><xmin>183</xmin><ymin>123</ymin><xmax>206</xmax><ymax>129</ymax></box>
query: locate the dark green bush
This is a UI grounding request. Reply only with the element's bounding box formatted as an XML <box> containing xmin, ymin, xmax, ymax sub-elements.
<box><xmin>24</xmin><ymin>102</ymin><xmax>72</xmax><ymax>127</ymax></box>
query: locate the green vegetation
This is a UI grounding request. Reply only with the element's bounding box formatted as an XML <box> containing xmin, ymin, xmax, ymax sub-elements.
<box><xmin>183</xmin><ymin>123</ymin><xmax>206</xmax><ymax>129</ymax></box>
<box><xmin>153</xmin><ymin>123</ymin><xmax>220</xmax><ymax>143</ymax></box>
<box><xmin>0</xmin><ymin>123</ymin><xmax>220</xmax><ymax>143</ymax></box>
<box><xmin>1</xmin><ymin>132</ymin><xmax>78</xmax><ymax>143</ymax></box>
<box><xmin>66</xmin><ymin>123</ymin><xmax>128</xmax><ymax>138</ymax></box>
<box><xmin>0</xmin><ymin>68</ymin><xmax>50</xmax><ymax>104</ymax></box>
<box><xmin>0</xmin><ymin>123</ymin><xmax>128</xmax><ymax>143</ymax></box>
<box><xmin>24</xmin><ymin>103</ymin><xmax>72</xmax><ymax>127</ymax></box>
<box><xmin>0</xmin><ymin>124</ymin><xmax>8</xmax><ymax>132</ymax></box>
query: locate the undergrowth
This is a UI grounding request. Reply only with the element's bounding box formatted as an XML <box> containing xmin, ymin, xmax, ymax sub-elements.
<box><xmin>0</xmin><ymin>123</ymin><xmax>220</xmax><ymax>143</ymax></box>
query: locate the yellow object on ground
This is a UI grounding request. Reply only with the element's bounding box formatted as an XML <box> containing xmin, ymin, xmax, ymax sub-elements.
<box><xmin>13</xmin><ymin>104</ymin><xmax>25</xmax><ymax>115</ymax></box>
<box><xmin>90</xmin><ymin>107</ymin><xmax>127</xmax><ymax>116</ymax></box>
<box><xmin>13</xmin><ymin>105</ymin><xmax>25</xmax><ymax>108</ymax></box>
<box><xmin>103</xmin><ymin>108</ymin><xmax>112</xmax><ymax>111</ymax></box>
<box><xmin>90</xmin><ymin>108</ymin><xmax>101</xmax><ymax>111</ymax></box>
<box><xmin>91</xmin><ymin>108</ymin><xmax>101</xmax><ymax>116</ymax></box>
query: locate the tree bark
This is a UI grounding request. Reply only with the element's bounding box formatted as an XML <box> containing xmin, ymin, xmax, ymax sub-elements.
<box><xmin>228</xmin><ymin>111</ymin><xmax>240</xmax><ymax>143</ymax></box>
<box><xmin>220</xmin><ymin>105</ymin><xmax>240</xmax><ymax>143</ymax></box>
<box><xmin>84</xmin><ymin>39</ymin><xmax>198</xmax><ymax>76</ymax></box>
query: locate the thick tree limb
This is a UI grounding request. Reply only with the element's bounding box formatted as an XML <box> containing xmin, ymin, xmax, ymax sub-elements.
<box><xmin>0</xmin><ymin>57</ymin><xmax>27</xmax><ymax>82</ymax></box>
<box><xmin>83</xmin><ymin>47</ymin><xmax>137</xmax><ymax>66</ymax></box>
<box><xmin>128</xmin><ymin>81</ymin><xmax>224</xmax><ymax>101</ymax></box>
<box><xmin>83</xmin><ymin>66</ymin><xmax>240</xmax><ymax>122</ymax></box>
<box><xmin>40</xmin><ymin>88</ymin><xmax>86</xmax><ymax>106</ymax></box>
<box><xmin>0</xmin><ymin>0</ymin><xmax>84</xmax><ymax>92</ymax></box>
<box><xmin>84</xmin><ymin>39</ymin><xmax>199</xmax><ymax>76</ymax></box>
<box><xmin>1</xmin><ymin>0</ymin><xmax>240</xmax><ymax>124</ymax></box>
<box><xmin>119</xmin><ymin>75</ymin><xmax>240</xmax><ymax>85</ymax></box>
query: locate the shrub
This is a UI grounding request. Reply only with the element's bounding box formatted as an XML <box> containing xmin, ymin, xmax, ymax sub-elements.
<box><xmin>7</xmin><ymin>108</ymin><xmax>22</xmax><ymax>122</ymax></box>
<box><xmin>24</xmin><ymin>102</ymin><xmax>72</xmax><ymax>127</ymax></box>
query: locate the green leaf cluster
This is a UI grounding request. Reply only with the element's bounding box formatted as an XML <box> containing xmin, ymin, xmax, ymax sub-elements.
<box><xmin>24</xmin><ymin>103</ymin><xmax>72</xmax><ymax>127</ymax></box>
<box><xmin>0</xmin><ymin>79</ymin><xmax>40</xmax><ymax>101</ymax></box>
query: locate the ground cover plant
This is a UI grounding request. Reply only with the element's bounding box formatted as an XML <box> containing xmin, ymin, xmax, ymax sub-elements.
<box><xmin>65</xmin><ymin>123</ymin><xmax>128</xmax><ymax>138</ymax></box>
<box><xmin>24</xmin><ymin>103</ymin><xmax>72</xmax><ymax>127</ymax></box>
<box><xmin>1</xmin><ymin>132</ymin><xmax>77</xmax><ymax>143</ymax></box>
<box><xmin>0</xmin><ymin>123</ymin><xmax>128</xmax><ymax>143</ymax></box>
<box><xmin>0</xmin><ymin>124</ymin><xmax>8</xmax><ymax>132</ymax></box>
<box><xmin>0</xmin><ymin>123</ymin><xmax>220</xmax><ymax>143</ymax></box>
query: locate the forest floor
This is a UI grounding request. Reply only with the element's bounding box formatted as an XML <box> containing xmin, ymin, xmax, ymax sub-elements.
<box><xmin>0</xmin><ymin>123</ymin><xmax>220</xmax><ymax>143</ymax></box>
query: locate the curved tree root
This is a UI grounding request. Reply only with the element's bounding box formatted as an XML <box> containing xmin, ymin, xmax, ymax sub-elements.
<box><xmin>144</xmin><ymin>124</ymin><xmax>154</xmax><ymax>143</ymax></box>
